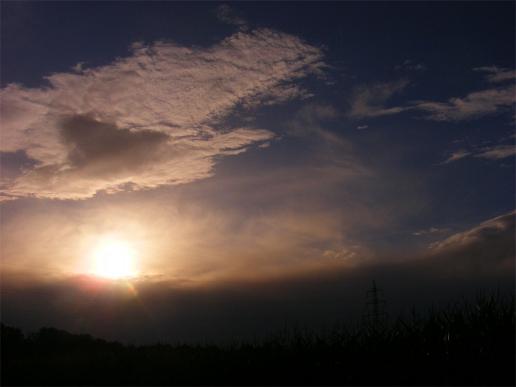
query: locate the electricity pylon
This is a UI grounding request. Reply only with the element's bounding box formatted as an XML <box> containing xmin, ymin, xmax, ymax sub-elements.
<box><xmin>365</xmin><ymin>280</ymin><xmax>387</xmax><ymax>331</ymax></box>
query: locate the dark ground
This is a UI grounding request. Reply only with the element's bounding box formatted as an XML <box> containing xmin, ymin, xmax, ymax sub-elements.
<box><xmin>1</xmin><ymin>293</ymin><xmax>514</xmax><ymax>385</ymax></box>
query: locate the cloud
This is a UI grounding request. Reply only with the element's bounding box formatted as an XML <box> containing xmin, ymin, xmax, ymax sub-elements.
<box><xmin>407</xmin><ymin>210</ymin><xmax>515</xmax><ymax>279</ymax></box>
<box><xmin>429</xmin><ymin>211</ymin><xmax>515</xmax><ymax>257</ymax></box>
<box><xmin>395</xmin><ymin>59</ymin><xmax>427</xmax><ymax>72</ymax></box>
<box><xmin>287</xmin><ymin>103</ymin><xmax>356</xmax><ymax>151</ymax></box>
<box><xmin>473</xmin><ymin>66</ymin><xmax>516</xmax><ymax>83</ymax></box>
<box><xmin>348</xmin><ymin>80</ymin><xmax>410</xmax><ymax>119</ymax></box>
<box><xmin>413</xmin><ymin>64</ymin><xmax>515</xmax><ymax>121</ymax></box>
<box><xmin>1</xmin><ymin>210</ymin><xmax>513</xmax><ymax>344</ymax></box>
<box><xmin>216</xmin><ymin>4</ymin><xmax>248</xmax><ymax>31</ymax></box>
<box><xmin>72</xmin><ymin>62</ymin><xmax>85</xmax><ymax>73</ymax></box>
<box><xmin>0</xmin><ymin>29</ymin><xmax>325</xmax><ymax>199</ymax></box>
<box><xmin>413</xmin><ymin>85</ymin><xmax>515</xmax><ymax>121</ymax></box>
<box><xmin>0</xmin><ymin>166</ymin><xmax>374</xmax><ymax>285</ymax></box>
<box><xmin>322</xmin><ymin>244</ymin><xmax>370</xmax><ymax>262</ymax></box>
<box><xmin>349</xmin><ymin>66</ymin><xmax>514</xmax><ymax>122</ymax></box>
<box><xmin>441</xmin><ymin>149</ymin><xmax>472</xmax><ymax>164</ymax></box>
<box><xmin>423</xmin><ymin>211</ymin><xmax>515</xmax><ymax>277</ymax></box>
<box><xmin>289</xmin><ymin>103</ymin><xmax>340</xmax><ymax>130</ymax></box>
<box><xmin>356</xmin><ymin>125</ymin><xmax>368</xmax><ymax>130</ymax></box>
<box><xmin>475</xmin><ymin>144</ymin><xmax>516</xmax><ymax>160</ymax></box>
<box><xmin>412</xmin><ymin>227</ymin><xmax>450</xmax><ymax>236</ymax></box>
<box><xmin>243</xmin><ymin>83</ymin><xmax>315</xmax><ymax>108</ymax></box>
<box><xmin>442</xmin><ymin>142</ymin><xmax>515</xmax><ymax>164</ymax></box>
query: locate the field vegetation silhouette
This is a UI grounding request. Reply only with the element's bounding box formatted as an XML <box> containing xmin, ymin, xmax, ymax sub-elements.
<box><xmin>1</xmin><ymin>292</ymin><xmax>514</xmax><ymax>385</ymax></box>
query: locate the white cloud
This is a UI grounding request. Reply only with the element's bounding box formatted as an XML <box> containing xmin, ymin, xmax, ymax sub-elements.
<box><xmin>0</xmin><ymin>29</ymin><xmax>325</xmax><ymax>200</ymax></box>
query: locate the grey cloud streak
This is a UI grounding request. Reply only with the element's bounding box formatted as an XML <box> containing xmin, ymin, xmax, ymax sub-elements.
<box><xmin>0</xmin><ymin>29</ymin><xmax>325</xmax><ymax>200</ymax></box>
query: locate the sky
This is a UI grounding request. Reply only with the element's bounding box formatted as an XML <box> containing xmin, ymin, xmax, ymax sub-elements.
<box><xmin>0</xmin><ymin>2</ymin><xmax>514</xmax><ymax>343</ymax></box>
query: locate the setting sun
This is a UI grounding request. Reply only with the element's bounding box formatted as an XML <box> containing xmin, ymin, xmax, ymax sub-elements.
<box><xmin>91</xmin><ymin>237</ymin><xmax>139</xmax><ymax>279</ymax></box>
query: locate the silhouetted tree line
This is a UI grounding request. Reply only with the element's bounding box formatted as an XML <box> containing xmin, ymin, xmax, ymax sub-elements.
<box><xmin>1</xmin><ymin>292</ymin><xmax>514</xmax><ymax>385</ymax></box>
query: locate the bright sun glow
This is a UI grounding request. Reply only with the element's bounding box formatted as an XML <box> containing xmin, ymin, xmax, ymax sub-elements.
<box><xmin>91</xmin><ymin>237</ymin><xmax>139</xmax><ymax>279</ymax></box>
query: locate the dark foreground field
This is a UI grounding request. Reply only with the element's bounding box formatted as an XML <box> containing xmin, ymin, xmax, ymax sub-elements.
<box><xmin>2</xmin><ymin>293</ymin><xmax>514</xmax><ymax>385</ymax></box>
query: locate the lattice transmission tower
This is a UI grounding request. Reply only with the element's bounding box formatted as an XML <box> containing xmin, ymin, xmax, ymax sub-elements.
<box><xmin>365</xmin><ymin>280</ymin><xmax>387</xmax><ymax>330</ymax></box>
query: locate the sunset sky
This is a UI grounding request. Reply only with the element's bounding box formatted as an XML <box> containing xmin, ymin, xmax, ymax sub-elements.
<box><xmin>1</xmin><ymin>2</ymin><xmax>514</xmax><ymax>343</ymax></box>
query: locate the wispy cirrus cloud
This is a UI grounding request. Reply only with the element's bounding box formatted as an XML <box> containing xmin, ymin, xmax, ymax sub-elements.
<box><xmin>412</xmin><ymin>227</ymin><xmax>450</xmax><ymax>236</ymax></box>
<box><xmin>216</xmin><ymin>4</ymin><xmax>249</xmax><ymax>31</ymax></box>
<box><xmin>475</xmin><ymin>144</ymin><xmax>516</xmax><ymax>160</ymax></box>
<box><xmin>287</xmin><ymin>103</ymin><xmax>362</xmax><ymax>154</ymax></box>
<box><xmin>0</xmin><ymin>29</ymin><xmax>325</xmax><ymax>200</ymax></box>
<box><xmin>394</xmin><ymin>59</ymin><xmax>427</xmax><ymax>72</ymax></box>
<box><xmin>441</xmin><ymin>141</ymin><xmax>515</xmax><ymax>164</ymax></box>
<box><xmin>413</xmin><ymin>85</ymin><xmax>515</xmax><ymax>122</ymax></box>
<box><xmin>429</xmin><ymin>210</ymin><xmax>515</xmax><ymax>260</ymax></box>
<box><xmin>473</xmin><ymin>65</ymin><xmax>516</xmax><ymax>83</ymax></box>
<box><xmin>409</xmin><ymin>210</ymin><xmax>516</xmax><ymax>278</ymax></box>
<box><xmin>348</xmin><ymin>79</ymin><xmax>410</xmax><ymax>119</ymax></box>
<box><xmin>349</xmin><ymin>65</ymin><xmax>515</xmax><ymax>122</ymax></box>
<box><xmin>413</xmin><ymin>65</ymin><xmax>515</xmax><ymax>121</ymax></box>
<box><xmin>441</xmin><ymin>149</ymin><xmax>472</xmax><ymax>164</ymax></box>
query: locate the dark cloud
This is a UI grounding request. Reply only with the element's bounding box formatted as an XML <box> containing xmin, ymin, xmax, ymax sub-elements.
<box><xmin>2</xmin><ymin>211</ymin><xmax>513</xmax><ymax>344</ymax></box>
<box><xmin>60</xmin><ymin>115</ymin><xmax>169</xmax><ymax>178</ymax></box>
<box><xmin>0</xmin><ymin>150</ymin><xmax>38</xmax><ymax>180</ymax></box>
